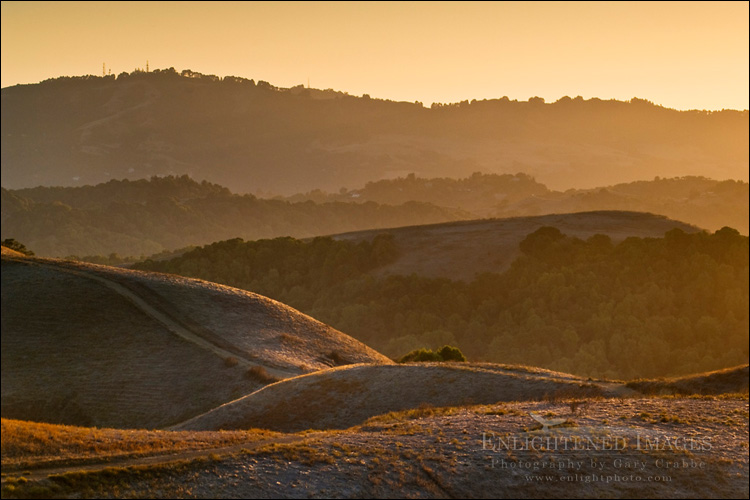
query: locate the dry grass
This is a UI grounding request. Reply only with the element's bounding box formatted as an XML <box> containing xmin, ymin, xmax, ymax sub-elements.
<box><xmin>363</xmin><ymin>404</ymin><xmax>462</xmax><ymax>426</ymax></box>
<box><xmin>245</xmin><ymin>365</ymin><xmax>280</xmax><ymax>384</ymax></box>
<box><xmin>0</xmin><ymin>418</ymin><xmax>278</xmax><ymax>471</ymax></box>
<box><xmin>248</xmin><ymin>441</ymin><xmax>336</xmax><ymax>466</ymax></box>
<box><xmin>0</xmin><ymin>246</ymin><xmax>26</xmax><ymax>258</ymax></box>
<box><xmin>177</xmin><ymin>362</ymin><xmax>747</xmax><ymax>434</ymax></box>
<box><xmin>2</xmin><ymin>457</ymin><xmax>216</xmax><ymax>499</ymax></box>
<box><xmin>332</xmin><ymin>211</ymin><xmax>699</xmax><ymax>281</ymax></box>
<box><xmin>1</xmin><ymin>253</ymin><xmax>390</xmax><ymax>429</ymax></box>
<box><xmin>626</xmin><ymin>365</ymin><xmax>749</xmax><ymax>396</ymax></box>
<box><xmin>6</xmin><ymin>397</ymin><xmax>746</xmax><ymax>499</ymax></box>
<box><xmin>175</xmin><ymin>362</ymin><xmax>626</xmax><ymax>433</ymax></box>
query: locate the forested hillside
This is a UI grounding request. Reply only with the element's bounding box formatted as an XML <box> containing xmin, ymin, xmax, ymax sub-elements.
<box><xmin>3</xmin><ymin>173</ymin><xmax>746</xmax><ymax>259</ymax></box>
<box><xmin>0</xmin><ymin>176</ymin><xmax>465</xmax><ymax>257</ymax></box>
<box><xmin>135</xmin><ymin>226</ymin><xmax>749</xmax><ymax>379</ymax></box>
<box><xmin>3</xmin><ymin>69</ymin><xmax>747</xmax><ymax>194</ymax></box>
<box><xmin>285</xmin><ymin>173</ymin><xmax>749</xmax><ymax>234</ymax></box>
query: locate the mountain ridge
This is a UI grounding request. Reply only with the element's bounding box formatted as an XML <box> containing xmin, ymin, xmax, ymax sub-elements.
<box><xmin>3</xmin><ymin>69</ymin><xmax>747</xmax><ymax>194</ymax></box>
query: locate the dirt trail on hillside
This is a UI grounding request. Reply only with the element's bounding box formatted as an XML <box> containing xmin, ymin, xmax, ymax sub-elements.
<box><xmin>2</xmin><ymin>256</ymin><xmax>295</xmax><ymax>379</ymax></box>
<box><xmin>1</xmin><ymin>432</ymin><xmax>324</xmax><ymax>484</ymax></box>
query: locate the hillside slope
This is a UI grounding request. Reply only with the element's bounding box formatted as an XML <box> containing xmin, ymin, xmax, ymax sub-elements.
<box><xmin>286</xmin><ymin>173</ymin><xmax>749</xmax><ymax>235</ymax></box>
<box><xmin>2</xmin><ymin>70</ymin><xmax>747</xmax><ymax>194</ymax></box>
<box><xmin>332</xmin><ymin>210</ymin><xmax>701</xmax><ymax>281</ymax></box>
<box><xmin>1</xmin><ymin>251</ymin><xmax>390</xmax><ymax>429</ymax></box>
<box><xmin>5</xmin><ymin>393</ymin><xmax>748</xmax><ymax>498</ymax></box>
<box><xmin>174</xmin><ymin>363</ymin><xmax>621</xmax><ymax>432</ymax></box>
<box><xmin>174</xmin><ymin>363</ymin><xmax>750</xmax><ymax>433</ymax></box>
<box><xmin>0</xmin><ymin>176</ymin><xmax>467</xmax><ymax>258</ymax></box>
<box><xmin>136</xmin><ymin>212</ymin><xmax>747</xmax><ymax>378</ymax></box>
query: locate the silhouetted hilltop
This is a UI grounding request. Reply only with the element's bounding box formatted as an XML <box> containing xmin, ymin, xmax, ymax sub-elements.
<box><xmin>2</xmin><ymin>69</ymin><xmax>747</xmax><ymax>194</ymax></box>
<box><xmin>284</xmin><ymin>173</ymin><xmax>749</xmax><ymax>234</ymax></box>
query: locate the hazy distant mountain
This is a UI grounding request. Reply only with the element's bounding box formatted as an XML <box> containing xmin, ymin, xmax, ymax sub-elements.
<box><xmin>2</xmin><ymin>69</ymin><xmax>747</xmax><ymax>194</ymax></box>
<box><xmin>2</xmin><ymin>173</ymin><xmax>746</xmax><ymax>259</ymax></box>
<box><xmin>0</xmin><ymin>175</ymin><xmax>467</xmax><ymax>257</ymax></box>
<box><xmin>286</xmin><ymin>173</ymin><xmax>749</xmax><ymax>234</ymax></box>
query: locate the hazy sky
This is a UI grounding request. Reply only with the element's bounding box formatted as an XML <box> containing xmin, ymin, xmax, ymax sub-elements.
<box><xmin>2</xmin><ymin>1</ymin><xmax>748</xmax><ymax>110</ymax></box>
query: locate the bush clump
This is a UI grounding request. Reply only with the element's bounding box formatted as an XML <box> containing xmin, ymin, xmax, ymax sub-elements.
<box><xmin>437</xmin><ymin>345</ymin><xmax>467</xmax><ymax>362</ymax></box>
<box><xmin>246</xmin><ymin>365</ymin><xmax>279</xmax><ymax>384</ymax></box>
<box><xmin>398</xmin><ymin>345</ymin><xmax>466</xmax><ymax>363</ymax></box>
<box><xmin>1</xmin><ymin>238</ymin><xmax>34</xmax><ymax>256</ymax></box>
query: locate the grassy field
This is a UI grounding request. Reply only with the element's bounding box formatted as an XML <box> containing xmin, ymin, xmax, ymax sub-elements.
<box><xmin>3</xmin><ymin>395</ymin><xmax>747</xmax><ymax>498</ymax></box>
<box><xmin>174</xmin><ymin>363</ymin><xmax>623</xmax><ymax>432</ymax></box>
<box><xmin>175</xmin><ymin>363</ymin><xmax>749</xmax><ymax>433</ymax></box>
<box><xmin>1</xmin><ymin>419</ymin><xmax>278</xmax><ymax>471</ymax></box>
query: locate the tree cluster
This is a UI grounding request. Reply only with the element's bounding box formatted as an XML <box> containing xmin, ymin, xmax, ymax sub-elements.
<box><xmin>135</xmin><ymin>227</ymin><xmax>748</xmax><ymax>378</ymax></box>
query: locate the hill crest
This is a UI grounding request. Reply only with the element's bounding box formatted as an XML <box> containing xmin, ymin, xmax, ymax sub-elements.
<box><xmin>1</xmin><ymin>252</ymin><xmax>390</xmax><ymax>429</ymax></box>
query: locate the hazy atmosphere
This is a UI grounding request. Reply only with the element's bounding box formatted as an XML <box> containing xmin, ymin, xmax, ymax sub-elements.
<box><xmin>2</xmin><ymin>1</ymin><xmax>748</xmax><ymax>110</ymax></box>
<box><xmin>1</xmin><ymin>2</ymin><xmax>748</xmax><ymax>499</ymax></box>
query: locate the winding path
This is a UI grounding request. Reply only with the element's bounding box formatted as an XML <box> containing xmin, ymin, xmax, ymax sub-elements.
<box><xmin>2</xmin><ymin>432</ymin><xmax>325</xmax><ymax>484</ymax></box>
<box><xmin>3</xmin><ymin>255</ymin><xmax>295</xmax><ymax>379</ymax></box>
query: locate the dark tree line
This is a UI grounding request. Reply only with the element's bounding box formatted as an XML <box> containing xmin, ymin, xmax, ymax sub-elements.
<box><xmin>135</xmin><ymin>227</ymin><xmax>748</xmax><ymax>379</ymax></box>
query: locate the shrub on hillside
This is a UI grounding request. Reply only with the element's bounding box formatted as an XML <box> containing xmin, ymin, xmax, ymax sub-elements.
<box><xmin>327</xmin><ymin>350</ymin><xmax>350</xmax><ymax>366</ymax></box>
<box><xmin>398</xmin><ymin>345</ymin><xmax>466</xmax><ymax>363</ymax></box>
<box><xmin>438</xmin><ymin>345</ymin><xmax>467</xmax><ymax>362</ymax></box>
<box><xmin>1</xmin><ymin>238</ymin><xmax>34</xmax><ymax>256</ymax></box>
<box><xmin>246</xmin><ymin>365</ymin><xmax>279</xmax><ymax>384</ymax></box>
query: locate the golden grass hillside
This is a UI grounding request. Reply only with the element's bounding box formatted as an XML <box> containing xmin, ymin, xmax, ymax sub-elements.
<box><xmin>625</xmin><ymin>364</ymin><xmax>750</xmax><ymax>396</ymax></box>
<box><xmin>0</xmin><ymin>246</ymin><xmax>26</xmax><ymax>258</ymax></box>
<box><xmin>176</xmin><ymin>362</ymin><xmax>750</xmax><ymax>434</ymax></box>
<box><xmin>174</xmin><ymin>363</ymin><xmax>621</xmax><ymax>433</ymax></box>
<box><xmin>1</xmin><ymin>253</ymin><xmax>390</xmax><ymax>429</ymax></box>
<box><xmin>332</xmin><ymin>211</ymin><xmax>700</xmax><ymax>281</ymax></box>
<box><xmin>2</xmin><ymin>365</ymin><xmax>746</xmax><ymax>499</ymax></box>
<box><xmin>4</xmin><ymin>395</ymin><xmax>747</xmax><ymax>499</ymax></box>
<box><xmin>0</xmin><ymin>418</ymin><xmax>278</xmax><ymax>471</ymax></box>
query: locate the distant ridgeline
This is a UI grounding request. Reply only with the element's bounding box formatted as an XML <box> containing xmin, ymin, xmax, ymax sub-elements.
<box><xmin>282</xmin><ymin>173</ymin><xmax>748</xmax><ymax>235</ymax></box>
<box><xmin>2</xmin><ymin>67</ymin><xmax>747</xmax><ymax>195</ymax></box>
<box><xmin>0</xmin><ymin>176</ymin><xmax>466</xmax><ymax>258</ymax></box>
<box><xmin>135</xmin><ymin>226</ymin><xmax>749</xmax><ymax>380</ymax></box>
<box><xmin>1</xmin><ymin>174</ymin><xmax>747</xmax><ymax>259</ymax></box>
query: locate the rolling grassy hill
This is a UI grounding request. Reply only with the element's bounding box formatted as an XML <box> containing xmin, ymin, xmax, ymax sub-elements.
<box><xmin>173</xmin><ymin>363</ymin><xmax>622</xmax><ymax>433</ymax></box>
<box><xmin>172</xmin><ymin>363</ymin><xmax>747</xmax><ymax>434</ymax></box>
<box><xmin>135</xmin><ymin>212</ymin><xmax>747</xmax><ymax>378</ymax></box>
<box><xmin>330</xmin><ymin>210</ymin><xmax>701</xmax><ymax>281</ymax></box>
<box><xmin>1</xmin><ymin>248</ymin><xmax>390</xmax><ymax>429</ymax></box>
<box><xmin>1</xmin><ymin>360</ymin><xmax>747</xmax><ymax>498</ymax></box>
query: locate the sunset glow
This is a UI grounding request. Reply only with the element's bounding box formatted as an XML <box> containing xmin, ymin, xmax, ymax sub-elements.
<box><xmin>2</xmin><ymin>1</ymin><xmax>748</xmax><ymax>110</ymax></box>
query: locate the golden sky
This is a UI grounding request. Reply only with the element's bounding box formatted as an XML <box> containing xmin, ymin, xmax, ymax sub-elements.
<box><xmin>2</xmin><ymin>1</ymin><xmax>748</xmax><ymax>110</ymax></box>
